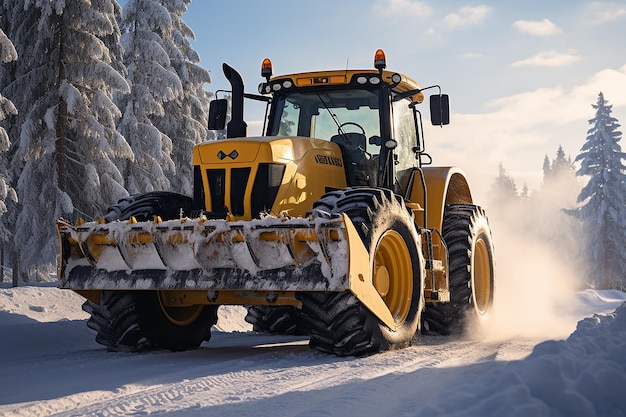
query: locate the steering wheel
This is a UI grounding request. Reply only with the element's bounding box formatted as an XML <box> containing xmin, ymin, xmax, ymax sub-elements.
<box><xmin>337</xmin><ymin>121</ymin><xmax>372</xmax><ymax>159</ymax></box>
<box><xmin>338</xmin><ymin>122</ymin><xmax>366</xmax><ymax>136</ymax></box>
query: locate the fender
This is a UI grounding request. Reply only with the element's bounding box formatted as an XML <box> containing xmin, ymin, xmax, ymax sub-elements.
<box><xmin>406</xmin><ymin>166</ymin><xmax>473</xmax><ymax>232</ymax></box>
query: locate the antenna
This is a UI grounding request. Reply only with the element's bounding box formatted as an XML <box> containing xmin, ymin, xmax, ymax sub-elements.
<box><xmin>345</xmin><ymin>59</ymin><xmax>349</xmax><ymax>71</ymax></box>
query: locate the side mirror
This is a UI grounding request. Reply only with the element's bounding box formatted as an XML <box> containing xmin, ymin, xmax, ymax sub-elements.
<box><xmin>430</xmin><ymin>94</ymin><xmax>450</xmax><ymax>126</ymax></box>
<box><xmin>208</xmin><ymin>99</ymin><xmax>228</xmax><ymax>130</ymax></box>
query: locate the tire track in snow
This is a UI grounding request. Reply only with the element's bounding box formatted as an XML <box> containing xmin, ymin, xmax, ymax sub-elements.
<box><xmin>2</xmin><ymin>335</ymin><xmax>534</xmax><ymax>417</ymax></box>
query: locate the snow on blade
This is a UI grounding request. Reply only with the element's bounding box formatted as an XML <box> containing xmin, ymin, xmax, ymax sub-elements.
<box><xmin>60</xmin><ymin>215</ymin><xmax>351</xmax><ymax>290</ymax></box>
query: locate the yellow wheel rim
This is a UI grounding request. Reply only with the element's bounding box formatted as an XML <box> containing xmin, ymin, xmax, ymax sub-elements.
<box><xmin>473</xmin><ymin>237</ymin><xmax>492</xmax><ymax>315</ymax></box>
<box><xmin>157</xmin><ymin>291</ymin><xmax>204</xmax><ymax>326</ymax></box>
<box><xmin>373</xmin><ymin>230</ymin><xmax>413</xmax><ymax>324</ymax></box>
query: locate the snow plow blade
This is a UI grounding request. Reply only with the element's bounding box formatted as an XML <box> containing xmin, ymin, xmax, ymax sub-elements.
<box><xmin>56</xmin><ymin>214</ymin><xmax>365</xmax><ymax>293</ymax></box>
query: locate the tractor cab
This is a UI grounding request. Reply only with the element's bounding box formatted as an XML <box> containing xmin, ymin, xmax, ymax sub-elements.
<box><xmin>209</xmin><ymin>49</ymin><xmax>450</xmax><ymax>192</ymax></box>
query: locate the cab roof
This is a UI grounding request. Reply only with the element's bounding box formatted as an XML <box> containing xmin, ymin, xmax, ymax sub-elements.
<box><xmin>269</xmin><ymin>69</ymin><xmax>425</xmax><ymax>104</ymax></box>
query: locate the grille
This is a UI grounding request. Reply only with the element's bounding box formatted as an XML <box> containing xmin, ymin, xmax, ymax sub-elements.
<box><xmin>251</xmin><ymin>164</ymin><xmax>285</xmax><ymax>217</ymax></box>
<box><xmin>206</xmin><ymin>169</ymin><xmax>226</xmax><ymax>212</ymax></box>
<box><xmin>198</xmin><ymin>164</ymin><xmax>285</xmax><ymax>218</ymax></box>
<box><xmin>230</xmin><ymin>167</ymin><xmax>251</xmax><ymax>216</ymax></box>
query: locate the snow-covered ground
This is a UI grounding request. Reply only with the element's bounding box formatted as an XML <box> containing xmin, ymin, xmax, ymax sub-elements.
<box><xmin>0</xmin><ymin>282</ymin><xmax>624</xmax><ymax>417</ymax></box>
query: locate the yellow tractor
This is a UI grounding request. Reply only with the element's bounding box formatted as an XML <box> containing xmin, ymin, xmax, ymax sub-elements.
<box><xmin>57</xmin><ymin>50</ymin><xmax>495</xmax><ymax>356</ymax></box>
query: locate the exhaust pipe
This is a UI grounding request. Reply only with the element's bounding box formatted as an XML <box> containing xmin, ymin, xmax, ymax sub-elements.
<box><xmin>223</xmin><ymin>63</ymin><xmax>247</xmax><ymax>138</ymax></box>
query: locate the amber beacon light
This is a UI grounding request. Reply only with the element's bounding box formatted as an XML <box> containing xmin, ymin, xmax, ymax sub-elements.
<box><xmin>374</xmin><ymin>49</ymin><xmax>387</xmax><ymax>70</ymax></box>
<box><xmin>261</xmin><ymin>58</ymin><xmax>273</xmax><ymax>81</ymax></box>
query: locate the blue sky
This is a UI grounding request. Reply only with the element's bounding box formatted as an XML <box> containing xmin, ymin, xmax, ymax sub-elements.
<box><xmin>180</xmin><ymin>0</ymin><xmax>626</xmax><ymax>199</ymax></box>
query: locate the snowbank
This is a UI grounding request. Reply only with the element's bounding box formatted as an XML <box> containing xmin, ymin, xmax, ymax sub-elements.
<box><xmin>0</xmin><ymin>282</ymin><xmax>89</xmax><ymax>323</ymax></box>
<box><xmin>416</xmin><ymin>301</ymin><xmax>626</xmax><ymax>417</ymax></box>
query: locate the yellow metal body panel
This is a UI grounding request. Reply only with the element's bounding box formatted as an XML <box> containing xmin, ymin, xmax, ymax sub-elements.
<box><xmin>192</xmin><ymin>136</ymin><xmax>347</xmax><ymax>219</ymax></box>
<box><xmin>343</xmin><ymin>213</ymin><xmax>397</xmax><ymax>331</ymax></box>
<box><xmin>406</xmin><ymin>166</ymin><xmax>473</xmax><ymax>231</ymax></box>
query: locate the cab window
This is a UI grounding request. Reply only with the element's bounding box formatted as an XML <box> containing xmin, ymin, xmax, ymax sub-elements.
<box><xmin>392</xmin><ymin>98</ymin><xmax>418</xmax><ymax>189</ymax></box>
<box><xmin>270</xmin><ymin>89</ymin><xmax>381</xmax><ymax>155</ymax></box>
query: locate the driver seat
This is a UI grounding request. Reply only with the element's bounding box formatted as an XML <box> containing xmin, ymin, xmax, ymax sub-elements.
<box><xmin>330</xmin><ymin>132</ymin><xmax>366</xmax><ymax>151</ymax></box>
<box><xmin>330</xmin><ymin>133</ymin><xmax>370</xmax><ymax>186</ymax></box>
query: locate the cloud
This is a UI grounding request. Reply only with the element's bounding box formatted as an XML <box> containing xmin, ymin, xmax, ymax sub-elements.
<box><xmin>583</xmin><ymin>2</ymin><xmax>626</xmax><ymax>24</ymax></box>
<box><xmin>461</xmin><ymin>52</ymin><xmax>483</xmax><ymax>59</ymax></box>
<box><xmin>511</xmin><ymin>50</ymin><xmax>582</xmax><ymax>68</ymax></box>
<box><xmin>512</xmin><ymin>18</ymin><xmax>562</xmax><ymax>36</ymax></box>
<box><xmin>372</xmin><ymin>0</ymin><xmax>433</xmax><ymax>17</ymax></box>
<box><xmin>444</xmin><ymin>5</ymin><xmax>492</xmax><ymax>28</ymax></box>
<box><xmin>424</xmin><ymin>64</ymin><xmax>626</xmax><ymax>199</ymax></box>
<box><xmin>489</xmin><ymin>64</ymin><xmax>626</xmax><ymax>127</ymax></box>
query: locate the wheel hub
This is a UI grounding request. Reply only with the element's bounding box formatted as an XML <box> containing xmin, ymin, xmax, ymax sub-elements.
<box><xmin>158</xmin><ymin>291</ymin><xmax>204</xmax><ymax>326</ymax></box>
<box><xmin>472</xmin><ymin>237</ymin><xmax>493</xmax><ymax>315</ymax></box>
<box><xmin>374</xmin><ymin>230</ymin><xmax>413</xmax><ymax>324</ymax></box>
<box><xmin>373</xmin><ymin>264</ymin><xmax>390</xmax><ymax>297</ymax></box>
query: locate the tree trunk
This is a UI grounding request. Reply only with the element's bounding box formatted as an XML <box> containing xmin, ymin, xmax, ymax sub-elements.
<box><xmin>602</xmin><ymin>255</ymin><xmax>611</xmax><ymax>290</ymax></box>
<box><xmin>53</xmin><ymin>13</ymin><xmax>68</xmax><ymax>195</ymax></box>
<box><xmin>12</xmin><ymin>251</ymin><xmax>18</xmax><ymax>287</ymax></box>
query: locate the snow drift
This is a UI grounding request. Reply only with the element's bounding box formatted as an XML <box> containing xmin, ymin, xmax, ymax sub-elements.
<box><xmin>417</xmin><ymin>297</ymin><xmax>626</xmax><ymax>417</ymax></box>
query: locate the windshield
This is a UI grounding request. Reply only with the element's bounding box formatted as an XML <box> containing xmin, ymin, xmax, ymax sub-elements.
<box><xmin>268</xmin><ymin>88</ymin><xmax>381</xmax><ymax>156</ymax></box>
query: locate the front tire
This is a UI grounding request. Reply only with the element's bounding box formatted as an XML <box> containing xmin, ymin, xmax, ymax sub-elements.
<box><xmin>421</xmin><ymin>204</ymin><xmax>495</xmax><ymax>335</ymax></box>
<box><xmin>298</xmin><ymin>188</ymin><xmax>424</xmax><ymax>356</ymax></box>
<box><xmin>83</xmin><ymin>192</ymin><xmax>218</xmax><ymax>351</ymax></box>
<box><xmin>84</xmin><ymin>291</ymin><xmax>218</xmax><ymax>351</ymax></box>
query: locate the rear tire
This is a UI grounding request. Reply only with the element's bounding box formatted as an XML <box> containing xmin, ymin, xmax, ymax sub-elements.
<box><xmin>102</xmin><ymin>191</ymin><xmax>194</xmax><ymax>223</ymax></box>
<box><xmin>421</xmin><ymin>204</ymin><xmax>495</xmax><ymax>335</ymax></box>
<box><xmin>84</xmin><ymin>192</ymin><xmax>218</xmax><ymax>351</ymax></box>
<box><xmin>245</xmin><ymin>306</ymin><xmax>304</xmax><ymax>335</ymax></box>
<box><xmin>298</xmin><ymin>188</ymin><xmax>424</xmax><ymax>356</ymax></box>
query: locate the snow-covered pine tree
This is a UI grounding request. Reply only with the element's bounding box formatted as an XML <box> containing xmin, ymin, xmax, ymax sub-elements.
<box><xmin>572</xmin><ymin>92</ymin><xmax>626</xmax><ymax>290</ymax></box>
<box><xmin>154</xmin><ymin>0</ymin><xmax>212</xmax><ymax>196</ymax></box>
<box><xmin>489</xmin><ymin>162</ymin><xmax>519</xmax><ymax>206</ymax></box>
<box><xmin>1</xmin><ymin>1</ymin><xmax>42</xmax><ymax>282</ymax></box>
<box><xmin>0</xmin><ymin>28</ymin><xmax>18</xmax><ymax>276</ymax></box>
<box><xmin>0</xmin><ymin>29</ymin><xmax>18</xmax><ymax>226</ymax></box>
<box><xmin>520</xmin><ymin>183</ymin><xmax>529</xmax><ymax>200</ymax></box>
<box><xmin>529</xmin><ymin>145</ymin><xmax>582</xmax><ymax>275</ymax></box>
<box><xmin>542</xmin><ymin>154</ymin><xmax>551</xmax><ymax>179</ymax></box>
<box><xmin>8</xmin><ymin>0</ymin><xmax>131</xmax><ymax>274</ymax></box>
<box><xmin>543</xmin><ymin>145</ymin><xmax>576</xmax><ymax>182</ymax></box>
<box><xmin>542</xmin><ymin>145</ymin><xmax>579</xmax><ymax>202</ymax></box>
<box><xmin>1</xmin><ymin>0</ymin><xmax>43</xmax><ymax>186</ymax></box>
<box><xmin>116</xmin><ymin>0</ymin><xmax>181</xmax><ymax>194</ymax></box>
